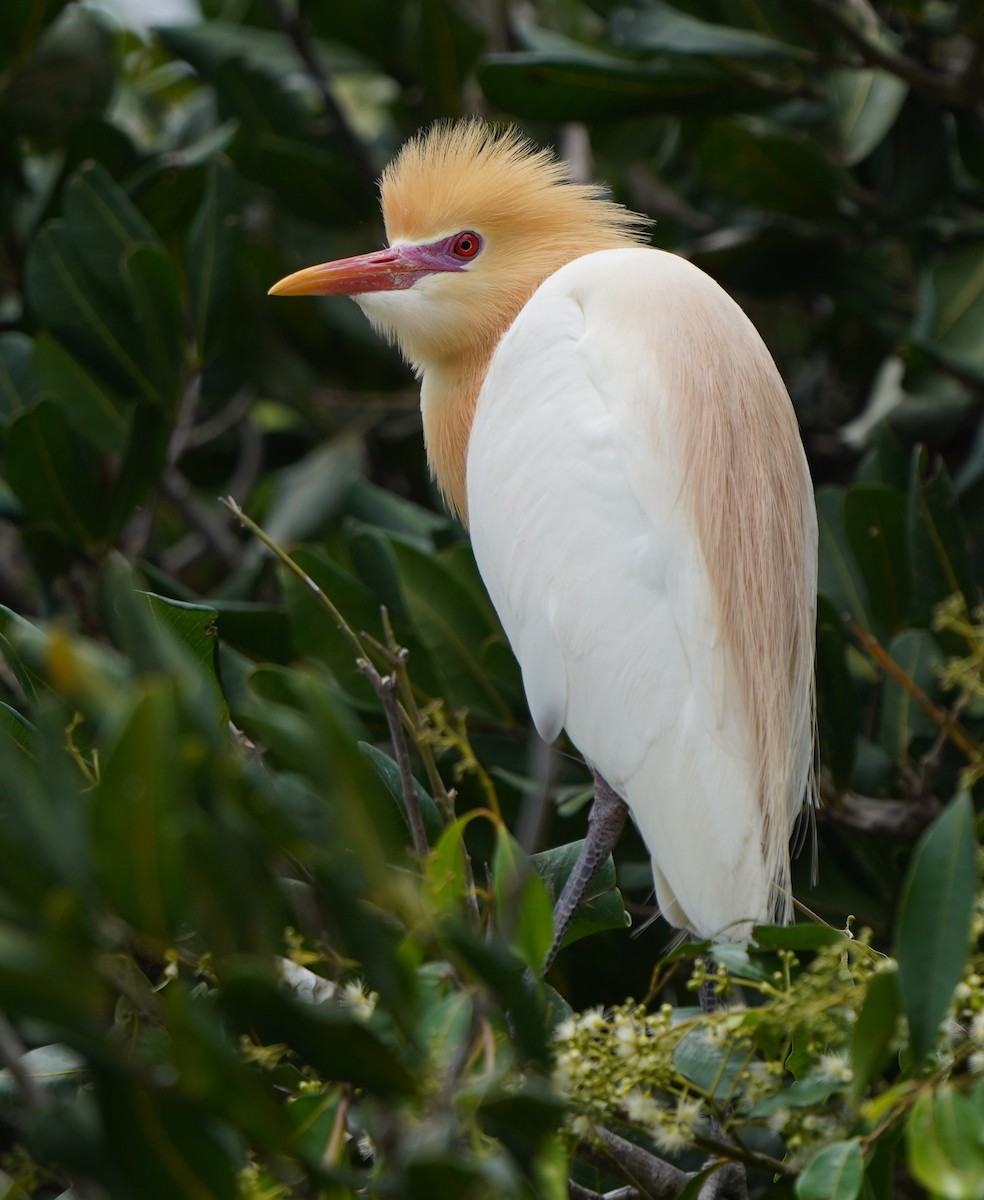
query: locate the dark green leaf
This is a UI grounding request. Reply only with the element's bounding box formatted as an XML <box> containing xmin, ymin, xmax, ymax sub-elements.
<box><xmin>612</xmin><ymin>2</ymin><xmax>805</xmax><ymax>60</ymax></box>
<box><xmin>32</xmin><ymin>333</ymin><xmax>129</xmax><ymax>453</ymax></box>
<box><xmin>388</xmin><ymin>536</ymin><xmax>514</xmax><ymax>722</ymax></box>
<box><xmin>851</xmin><ymin>969</ymin><xmax>900</xmax><ymax>1104</ymax></box>
<box><xmin>219</xmin><ymin>972</ymin><xmax>416</xmax><ymax>1096</ymax></box>
<box><xmin>530</xmin><ymin>841</ymin><xmax>629</xmax><ymax>947</ymax></box>
<box><xmin>0</xmin><ymin>333</ymin><xmax>37</xmax><ymax>421</ymax></box>
<box><xmin>816</xmin><ymin>596</ymin><xmax>858</xmax><ymax>786</ymax></box>
<box><xmin>895</xmin><ymin>793</ymin><xmax>977</xmax><ymax>1065</ymax></box>
<box><xmin>751</xmin><ymin>924</ymin><xmax>847</xmax><ymax>951</ymax></box>
<box><xmin>186</xmin><ymin>157</ymin><xmax>241</xmax><ymax>356</ymax></box>
<box><xmin>479</xmin><ymin>50</ymin><xmax>778</xmax><ymax>122</ymax></box>
<box><xmin>0</xmin><ymin>8</ymin><xmax>114</xmax><ymax>142</ymax></box>
<box><xmin>359</xmin><ymin>742</ymin><xmax>443</xmax><ymax>846</ymax></box>
<box><xmin>816</xmin><ymin>486</ymin><xmax>873</xmax><ymax>631</ymax></box>
<box><xmin>877</xmin><ymin>629</ymin><xmax>943</xmax><ymax>762</ymax></box>
<box><xmin>918</xmin><ymin>244</ymin><xmax>984</xmax><ymax>380</ymax></box>
<box><xmin>843</xmin><ymin>484</ymin><xmax>908</xmax><ymax>635</ymax></box>
<box><xmin>907</xmin><ymin>448</ymin><xmax>974</xmax><ymax>625</ymax></box>
<box><xmin>91</xmin><ymin>680</ymin><xmax>193</xmax><ymax>940</ymax></box>
<box><xmin>5</xmin><ymin>400</ymin><xmax>106</xmax><ymax>550</ymax></box>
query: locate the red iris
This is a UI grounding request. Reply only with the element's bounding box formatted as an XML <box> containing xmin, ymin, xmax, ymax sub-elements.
<box><xmin>451</xmin><ymin>231</ymin><xmax>481</xmax><ymax>259</ymax></box>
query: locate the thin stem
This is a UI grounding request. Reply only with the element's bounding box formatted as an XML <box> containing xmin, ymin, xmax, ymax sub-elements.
<box><xmin>356</xmin><ymin>655</ymin><xmax>429</xmax><ymax>857</ymax></box>
<box><xmin>222</xmin><ymin>496</ymin><xmax>366</xmax><ymax>664</ymax></box>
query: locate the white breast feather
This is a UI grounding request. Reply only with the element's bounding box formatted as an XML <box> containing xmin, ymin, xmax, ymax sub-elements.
<box><xmin>467</xmin><ymin>247</ymin><xmax>810</xmax><ymax>940</ymax></box>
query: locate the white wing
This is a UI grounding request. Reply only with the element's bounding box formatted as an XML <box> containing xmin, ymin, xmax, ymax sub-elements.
<box><xmin>467</xmin><ymin>247</ymin><xmax>812</xmax><ymax>940</ymax></box>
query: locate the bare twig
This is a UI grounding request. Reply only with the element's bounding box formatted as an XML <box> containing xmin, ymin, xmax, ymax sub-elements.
<box><xmin>357</xmin><ymin>654</ymin><xmax>429</xmax><ymax>857</ymax></box>
<box><xmin>161</xmin><ymin>473</ymin><xmax>243</xmax><ymax>569</ymax></box>
<box><xmin>576</xmin><ymin>1126</ymin><xmax>688</xmax><ymax>1199</ymax></box>
<box><xmin>264</xmin><ymin>0</ymin><xmax>377</xmax><ymax>186</ymax></box>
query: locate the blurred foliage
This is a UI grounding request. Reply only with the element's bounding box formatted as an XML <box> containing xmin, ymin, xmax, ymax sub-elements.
<box><xmin>0</xmin><ymin>0</ymin><xmax>983</xmax><ymax>1197</ymax></box>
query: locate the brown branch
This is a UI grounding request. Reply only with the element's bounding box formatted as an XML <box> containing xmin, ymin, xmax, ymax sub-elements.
<box><xmin>576</xmin><ymin>1127</ymin><xmax>688</xmax><ymax>1200</ymax></box>
<box><xmin>802</xmin><ymin>0</ymin><xmax>981</xmax><ymax>104</ymax></box>
<box><xmin>264</xmin><ymin>0</ymin><xmax>377</xmax><ymax>187</ymax></box>
<box><xmin>846</xmin><ymin>616</ymin><xmax>983</xmax><ymax>761</ymax></box>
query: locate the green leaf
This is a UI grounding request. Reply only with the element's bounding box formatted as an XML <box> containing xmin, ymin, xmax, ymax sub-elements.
<box><xmin>877</xmin><ymin>629</ymin><xmax>943</xmax><ymax>762</ymax></box>
<box><xmin>830</xmin><ymin>69</ymin><xmax>908</xmax><ymax>165</ymax></box>
<box><xmin>612</xmin><ymin>1</ymin><xmax>805</xmax><ymax>60</ymax></box>
<box><xmin>919</xmin><ymin>245</ymin><xmax>984</xmax><ymax>380</ymax></box>
<box><xmin>751</xmin><ymin>924</ymin><xmax>847</xmax><ymax>952</ymax></box>
<box><xmin>0</xmin><ymin>1044</ymin><xmax>85</xmax><ymax>1105</ymax></box>
<box><xmin>843</xmin><ymin>484</ymin><xmax>908</xmax><ymax>635</ymax></box>
<box><xmin>907</xmin><ymin>448</ymin><xmax>974</xmax><ymax>625</ymax></box>
<box><xmin>478</xmin><ymin>49</ymin><xmax>777</xmax><ymax>122</ymax></box>
<box><xmin>388</xmin><ymin>536</ymin><xmax>514</xmax><ymax>723</ymax></box>
<box><xmin>530</xmin><ymin>841</ymin><xmax>629</xmax><ymax>947</ymax></box>
<box><xmin>94</xmin><ymin>1071</ymin><xmax>240</xmax><ymax>1200</ymax></box>
<box><xmin>697</xmin><ymin>122</ymin><xmax>842</xmax><ymax>219</ymax></box>
<box><xmin>907</xmin><ymin>1086</ymin><xmax>984</xmax><ymax>1199</ymax></box>
<box><xmin>25</xmin><ymin>221</ymin><xmax>158</xmax><ymax>401</ymax></box>
<box><xmin>895</xmin><ymin>793</ymin><xmax>977</xmax><ymax>1065</ymax></box>
<box><xmin>120</xmin><ymin>243</ymin><xmax>184</xmax><ymax>411</ymax></box>
<box><xmin>186</xmin><ymin>157</ymin><xmax>241</xmax><ymax>356</ymax></box>
<box><xmin>0</xmin><ymin>333</ymin><xmax>37</xmax><ymax>422</ymax></box>
<box><xmin>816</xmin><ymin>596</ymin><xmax>859</xmax><ymax>787</ymax></box>
<box><xmin>492</xmin><ymin>827</ymin><xmax>554</xmax><ymax>973</ymax></box>
<box><xmin>91</xmin><ymin>679</ymin><xmax>193</xmax><ymax>940</ymax></box>
<box><xmin>358</xmin><ymin>742</ymin><xmax>443</xmax><ymax>846</ymax></box>
<box><xmin>32</xmin><ymin>333</ymin><xmax>129</xmax><ymax>453</ymax></box>
<box><xmin>220</xmin><ymin>972</ymin><xmax>416</xmax><ymax>1096</ymax></box>
<box><xmin>5</xmin><ymin>400</ymin><xmax>106</xmax><ymax>550</ymax></box>
<box><xmin>795</xmin><ymin>1138</ymin><xmax>864</xmax><ymax>1200</ymax></box>
<box><xmin>0</xmin><ymin>7</ymin><xmax>115</xmax><ymax>142</ymax></box>
<box><xmin>816</xmin><ymin>486</ymin><xmax>873</xmax><ymax>631</ymax></box>
<box><xmin>61</xmin><ymin>160</ymin><xmax>161</xmax><ymax>289</ymax></box>
<box><xmin>851</xmin><ymin>969</ymin><xmax>900</xmax><ymax>1104</ymax></box>
<box><xmin>142</xmin><ymin>593</ymin><xmax>226</xmax><ymax>718</ymax></box>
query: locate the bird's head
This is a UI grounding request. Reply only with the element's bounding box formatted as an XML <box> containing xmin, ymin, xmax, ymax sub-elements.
<box><xmin>269</xmin><ymin>120</ymin><xmax>649</xmax><ymax>370</ymax></box>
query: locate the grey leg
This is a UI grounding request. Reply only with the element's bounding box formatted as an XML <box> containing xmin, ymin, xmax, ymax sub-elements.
<box><xmin>544</xmin><ymin>772</ymin><xmax>628</xmax><ymax>973</ymax></box>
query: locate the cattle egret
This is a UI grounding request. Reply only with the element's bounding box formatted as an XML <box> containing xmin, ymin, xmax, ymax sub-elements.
<box><xmin>270</xmin><ymin>121</ymin><xmax>818</xmax><ymax>962</ymax></box>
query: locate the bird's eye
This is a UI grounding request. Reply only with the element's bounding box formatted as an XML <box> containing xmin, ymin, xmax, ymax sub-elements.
<box><xmin>451</xmin><ymin>231</ymin><xmax>482</xmax><ymax>259</ymax></box>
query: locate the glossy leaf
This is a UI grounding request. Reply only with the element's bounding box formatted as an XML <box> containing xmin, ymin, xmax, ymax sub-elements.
<box><xmin>612</xmin><ymin>2</ymin><xmax>805</xmax><ymax>60</ymax></box>
<box><xmin>920</xmin><ymin>245</ymin><xmax>984</xmax><ymax>379</ymax></box>
<box><xmin>830</xmin><ymin>68</ymin><xmax>908</xmax><ymax>165</ymax></box>
<box><xmin>795</xmin><ymin>1139</ymin><xmax>864</xmax><ymax>1200</ymax></box>
<box><xmin>895</xmin><ymin>793</ymin><xmax>977</xmax><ymax>1065</ymax></box>
<box><xmin>530</xmin><ymin>841</ymin><xmax>629</xmax><ymax>947</ymax></box>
